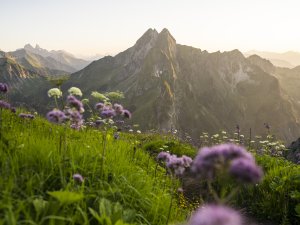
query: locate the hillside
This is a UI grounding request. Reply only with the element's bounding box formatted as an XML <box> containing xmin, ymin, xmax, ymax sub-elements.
<box><xmin>0</xmin><ymin>106</ymin><xmax>299</xmax><ymax>225</ymax></box>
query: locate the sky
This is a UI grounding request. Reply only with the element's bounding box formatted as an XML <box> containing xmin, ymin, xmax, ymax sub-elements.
<box><xmin>1</xmin><ymin>0</ymin><xmax>300</xmax><ymax>58</ymax></box>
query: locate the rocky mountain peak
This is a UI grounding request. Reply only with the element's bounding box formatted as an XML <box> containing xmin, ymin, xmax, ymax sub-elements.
<box><xmin>135</xmin><ymin>28</ymin><xmax>158</xmax><ymax>47</ymax></box>
<box><xmin>155</xmin><ymin>28</ymin><xmax>177</xmax><ymax>57</ymax></box>
<box><xmin>247</xmin><ymin>54</ymin><xmax>275</xmax><ymax>74</ymax></box>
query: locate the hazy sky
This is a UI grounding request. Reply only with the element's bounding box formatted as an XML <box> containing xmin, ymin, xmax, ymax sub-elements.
<box><xmin>1</xmin><ymin>0</ymin><xmax>300</xmax><ymax>57</ymax></box>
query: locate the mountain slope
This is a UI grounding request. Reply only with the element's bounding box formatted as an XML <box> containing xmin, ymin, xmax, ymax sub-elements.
<box><xmin>65</xmin><ymin>28</ymin><xmax>300</xmax><ymax>142</ymax></box>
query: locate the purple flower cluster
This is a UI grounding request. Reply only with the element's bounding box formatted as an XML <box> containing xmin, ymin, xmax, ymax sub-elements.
<box><xmin>157</xmin><ymin>151</ymin><xmax>192</xmax><ymax>176</ymax></box>
<box><xmin>191</xmin><ymin>143</ymin><xmax>263</xmax><ymax>183</ymax></box>
<box><xmin>0</xmin><ymin>83</ymin><xmax>8</xmax><ymax>93</ymax></box>
<box><xmin>188</xmin><ymin>204</ymin><xmax>242</xmax><ymax>225</ymax></box>
<box><xmin>46</xmin><ymin>95</ymin><xmax>85</xmax><ymax>130</ymax></box>
<box><xmin>47</xmin><ymin>109</ymin><xmax>67</xmax><ymax>124</ymax></box>
<box><xmin>67</xmin><ymin>95</ymin><xmax>84</xmax><ymax>113</ymax></box>
<box><xmin>19</xmin><ymin>113</ymin><xmax>34</xmax><ymax>119</ymax></box>
<box><xmin>95</xmin><ymin>102</ymin><xmax>131</xmax><ymax>119</ymax></box>
<box><xmin>0</xmin><ymin>100</ymin><xmax>11</xmax><ymax>110</ymax></box>
<box><xmin>65</xmin><ymin>108</ymin><xmax>84</xmax><ymax>130</ymax></box>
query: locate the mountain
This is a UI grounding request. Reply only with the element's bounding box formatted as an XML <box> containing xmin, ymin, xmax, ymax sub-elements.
<box><xmin>7</xmin><ymin>49</ymin><xmax>72</xmax><ymax>76</ymax></box>
<box><xmin>63</xmin><ymin>28</ymin><xmax>300</xmax><ymax>142</ymax></box>
<box><xmin>24</xmin><ymin>44</ymin><xmax>90</xmax><ymax>71</ymax></box>
<box><xmin>244</xmin><ymin>50</ymin><xmax>300</xmax><ymax>68</ymax></box>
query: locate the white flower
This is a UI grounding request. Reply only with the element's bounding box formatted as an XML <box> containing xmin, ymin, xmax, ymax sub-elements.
<box><xmin>68</xmin><ymin>87</ymin><xmax>82</xmax><ymax>97</ymax></box>
<box><xmin>91</xmin><ymin>91</ymin><xmax>109</xmax><ymax>101</ymax></box>
<box><xmin>48</xmin><ymin>88</ymin><xmax>62</xmax><ymax>98</ymax></box>
<box><xmin>137</xmin><ymin>130</ymin><xmax>141</xmax><ymax>134</ymax></box>
<box><xmin>82</xmin><ymin>98</ymin><xmax>89</xmax><ymax>104</ymax></box>
<box><xmin>129</xmin><ymin>129</ymin><xmax>133</xmax><ymax>132</ymax></box>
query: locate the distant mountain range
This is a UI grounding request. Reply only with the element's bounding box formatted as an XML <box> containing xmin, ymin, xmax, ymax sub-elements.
<box><xmin>2</xmin><ymin>29</ymin><xmax>300</xmax><ymax>143</ymax></box>
<box><xmin>24</xmin><ymin>44</ymin><xmax>90</xmax><ymax>71</ymax></box>
<box><xmin>244</xmin><ymin>50</ymin><xmax>300</xmax><ymax>68</ymax></box>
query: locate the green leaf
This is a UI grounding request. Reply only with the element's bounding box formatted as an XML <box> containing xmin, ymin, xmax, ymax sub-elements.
<box><xmin>89</xmin><ymin>208</ymin><xmax>102</xmax><ymax>222</ymax></box>
<box><xmin>48</xmin><ymin>191</ymin><xmax>84</xmax><ymax>205</ymax></box>
<box><xmin>99</xmin><ymin>198</ymin><xmax>112</xmax><ymax>217</ymax></box>
<box><xmin>33</xmin><ymin>198</ymin><xmax>48</xmax><ymax>215</ymax></box>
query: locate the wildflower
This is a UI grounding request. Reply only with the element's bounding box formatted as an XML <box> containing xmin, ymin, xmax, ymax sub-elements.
<box><xmin>47</xmin><ymin>109</ymin><xmax>67</xmax><ymax>124</ymax></box>
<box><xmin>67</xmin><ymin>95</ymin><xmax>84</xmax><ymax>113</ymax></box>
<box><xmin>113</xmin><ymin>103</ymin><xmax>124</xmax><ymax>114</ymax></box>
<box><xmin>129</xmin><ymin>129</ymin><xmax>133</xmax><ymax>132</ymax></box>
<box><xmin>229</xmin><ymin>158</ymin><xmax>263</xmax><ymax>183</ymax></box>
<box><xmin>81</xmin><ymin>98</ymin><xmax>89</xmax><ymax>104</ymax></box>
<box><xmin>10</xmin><ymin>107</ymin><xmax>16</xmax><ymax>113</ymax></box>
<box><xmin>122</xmin><ymin>109</ymin><xmax>131</xmax><ymax>119</ymax></box>
<box><xmin>0</xmin><ymin>100</ymin><xmax>11</xmax><ymax>109</ymax></box>
<box><xmin>157</xmin><ymin>151</ymin><xmax>171</xmax><ymax>161</ymax></box>
<box><xmin>47</xmin><ymin>88</ymin><xmax>62</xmax><ymax>98</ymax></box>
<box><xmin>115</xmin><ymin>120</ymin><xmax>124</xmax><ymax>125</ymax></box>
<box><xmin>191</xmin><ymin>144</ymin><xmax>254</xmax><ymax>178</ymax></box>
<box><xmin>95</xmin><ymin>102</ymin><xmax>105</xmax><ymax>110</ymax></box>
<box><xmin>0</xmin><ymin>83</ymin><xmax>8</xmax><ymax>93</ymax></box>
<box><xmin>91</xmin><ymin>91</ymin><xmax>109</xmax><ymax>101</ymax></box>
<box><xmin>101</xmin><ymin>109</ymin><xmax>116</xmax><ymax>118</ymax></box>
<box><xmin>68</xmin><ymin>87</ymin><xmax>82</xmax><ymax>97</ymax></box>
<box><xmin>73</xmin><ymin>174</ymin><xmax>84</xmax><ymax>183</ymax></box>
<box><xmin>136</xmin><ymin>130</ymin><xmax>141</xmax><ymax>134</ymax></box>
<box><xmin>114</xmin><ymin>132</ymin><xmax>120</xmax><ymax>140</ymax></box>
<box><xmin>68</xmin><ymin>110</ymin><xmax>84</xmax><ymax>130</ymax></box>
<box><xmin>182</xmin><ymin>155</ymin><xmax>193</xmax><ymax>167</ymax></box>
<box><xmin>188</xmin><ymin>204</ymin><xmax>242</xmax><ymax>225</ymax></box>
<box><xmin>19</xmin><ymin>113</ymin><xmax>34</xmax><ymax>119</ymax></box>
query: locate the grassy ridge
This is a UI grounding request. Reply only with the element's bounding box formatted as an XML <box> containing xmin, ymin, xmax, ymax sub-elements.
<box><xmin>0</xmin><ymin>110</ymin><xmax>187</xmax><ymax>224</ymax></box>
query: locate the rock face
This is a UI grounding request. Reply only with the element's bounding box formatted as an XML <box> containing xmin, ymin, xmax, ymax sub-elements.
<box><xmin>287</xmin><ymin>138</ymin><xmax>300</xmax><ymax>164</ymax></box>
<box><xmin>64</xmin><ymin>28</ymin><xmax>300</xmax><ymax>142</ymax></box>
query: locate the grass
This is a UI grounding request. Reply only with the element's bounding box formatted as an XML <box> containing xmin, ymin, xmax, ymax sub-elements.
<box><xmin>1</xmin><ymin>109</ymin><xmax>300</xmax><ymax>225</ymax></box>
<box><xmin>0</xmin><ymin>109</ymin><xmax>188</xmax><ymax>225</ymax></box>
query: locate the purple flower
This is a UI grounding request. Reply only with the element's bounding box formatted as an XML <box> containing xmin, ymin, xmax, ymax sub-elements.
<box><xmin>191</xmin><ymin>144</ymin><xmax>254</xmax><ymax>176</ymax></box>
<box><xmin>0</xmin><ymin>100</ymin><xmax>11</xmax><ymax>109</ymax></box>
<box><xmin>101</xmin><ymin>109</ymin><xmax>116</xmax><ymax>118</ymax></box>
<box><xmin>188</xmin><ymin>204</ymin><xmax>242</xmax><ymax>225</ymax></box>
<box><xmin>47</xmin><ymin>110</ymin><xmax>67</xmax><ymax>124</ymax></box>
<box><xmin>68</xmin><ymin>110</ymin><xmax>84</xmax><ymax>130</ymax></box>
<box><xmin>10</xmin><ymin>107</ymin><xmax>16</xmax><ymax>113</ymax></box>
<box><xmin>0</xmin><ymin>83</ymin><xmax>8</xmax><ymax>93</ymax></box>
<box><xmin>182</xmin><ymin>155</ymin><xmax>193</xmax><ymax>167</ymax></box>
<box><xmin>114</xmin><ymin>103</ymin><xmax>124</xmax><ymax>114</ymax></box>
<box><xmin>157</xmin><ymin>151</ymin><xmax>171</xmax><ymax>161</ymax></box>
<box><xmin>115</xmin><ymin>120</ymin><xmax>125</xmax><ymax>125</ymax></box>
<box><xmin>67</xmin><ymin>95</ymin><xmax>84</xmax><ymax>113</ymax></box>
<box><xmin>167</xmin><ymin>156</ymin><xmax>184</xmax><ymax>169</ymax></box>
<box><xmin>122</xmin><ymin>109</ymin><xmax>131</xmax><ymax>119</ymax></box>
<box><xmin>114</xmin><ymin>132</ymin><xmax>120</xmax><ymax>140</ymax></box>
<box><xmin>229</xmin><ymin>158</ymin><xmax>263</xmax><ymax>183</ymax></box>
<box><xmin>73</xmin><ymin>174</ymin><xmax>84</xmax><ymax>183</ymax></box>
<box><xmin>19</xmin><ymin>113</ymin><xmax>34</xmax><ymax>119</ymax></box>
<box><xmin>95</xmin><ymin>102</ymin><xmax>105</xmax><ymax>110</ymax></box>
